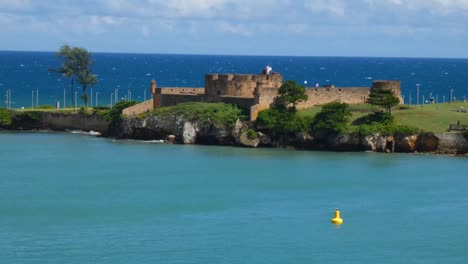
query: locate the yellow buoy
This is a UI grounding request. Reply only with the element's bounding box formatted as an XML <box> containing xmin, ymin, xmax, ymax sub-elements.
<box><xmin>331</xmin><ymin>208</ymin><xmax>343</xmax><ymax>225</ymax></box>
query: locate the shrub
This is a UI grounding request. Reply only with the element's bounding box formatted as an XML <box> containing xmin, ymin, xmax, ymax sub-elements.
<box><xmin>93</xmin><ymin>106</ymin><xmax>110</xmax><ymax>111</ymax></box>
<box><xmin>16</xmin><ymin>111</ymin><xmax>41</xmax><ymax>121</ymax></box>
<box><xmin>149</xmin><ymin>102</ymin><xmax>246</xmax><ymax>127</ymax></box>
<box><xmin>256</xmin><ymin>108</ymin><xmax>312</xmax><ymax>136</ymax></box>
<box><xmin>357</xmin><ymin>123</ymin><xmax>419</xmax><ymax>136</ymax></box>
<box><xmin>355</xmin><ymin>111</ymin><xmax>418</xmax><ymax>136</ymax></box>
<box><xmin>311</xmin><ymin>102</ymin><xmax>352</xmax><ymax>135</ymax></box>
<box><xmin>78</xmin><ymin>107</ymin><xmax>88</xmax><ymax>115</ymax></box>
<box><xmin>0</xmin><ymin>108</ymin><xmax>12</xmax><ymax>126</ymax></box>
<box><xmin>246</xmin><ymin>129</ymin><xmax>258</xmax><ymax>140</ymax></box>
<box><xmin>103</xmin><ymin>101</ymin><xmax>138</xmax><ymax>122</ymax></box>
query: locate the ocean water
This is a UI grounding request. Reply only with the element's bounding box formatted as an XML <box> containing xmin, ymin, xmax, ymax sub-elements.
<box><xmin>1</xmin><ymin>51</ymin><xmax>468</xmax><ymax>107</ymax></box>
<box><xmin>1</xmin><ymin>132</ymin><xmax>468</xmax><ymax>263</ymax></box>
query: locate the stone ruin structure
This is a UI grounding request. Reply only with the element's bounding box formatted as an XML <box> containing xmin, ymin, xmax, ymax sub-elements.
<box><xmin>123</xmin><ymin>72</ymin><xmax>403</xmax><ymax>121</ymax></box>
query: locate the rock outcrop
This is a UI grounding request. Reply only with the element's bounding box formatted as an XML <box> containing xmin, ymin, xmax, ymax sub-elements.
<box><xmin>108</xmin><ymin>114</ymin><xmax>239</xmax><ymax>145</ymax></box>
<box><xmin>4</xmin><ymin>110</ymin><xmax>466</xmax><ymax>156</ymax></box>
<box><xmin>435</xmin><ymin>133</ymin><xmax>468</xmax><ymax>154</ymax></box>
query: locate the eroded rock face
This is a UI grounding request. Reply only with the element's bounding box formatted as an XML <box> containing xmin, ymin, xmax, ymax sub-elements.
<box><xmin>363</xmin><ymin>134</ymin><xmax>388</xmax><ymax>152</ymax></box>
<box><xmin>420</xmin><ymin>133</ymin><xmax>439</xmax><ymax>152</ymax></box>
<box><xmin>182</xmin><ymin>122</ymin><xmax>197</xmax><ymax>144</ymax></box>
<box><xmin>109</xmin><ymin>114</ymin><xmax>237</xmax><ymax>145</ymax></box>
<box><xmin>109</xmin><ymin>114</ymin><xmax>177</xmax><ymax>140</ymax></box>
<box><xmin>394</xmin><ymin>134</ymin><xmax>419</xmax><ymax>153</ymax></box>
<box><xmin>332</xmin><ymin>133</ymin><xmax>361</xmax><ymax>151</ymax></box>
<box><xmin>435</xmin><ymin>133</ymin><xmax>467</xmax><ymax>154</ymax></box>
<box><xmin>258</xmin><ymin>132</ymin><xmax>272</xmax><ymax>146</ymax></box>
<box><xmin>106</xmin><ymin>114</ymin><xmax>468</xmax><ymax>155</ymax></box>
<box><xmin>238</xmin><ymin>131</ymin><xmax>260</xmax><ymax>148</ymax></box>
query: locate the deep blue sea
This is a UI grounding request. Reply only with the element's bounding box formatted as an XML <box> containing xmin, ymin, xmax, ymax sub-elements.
<box><xmin>1</xmin><ymin>51</ymin><xmax>468</xmax><ymax>108</ymax></box>
<box><xmin>1</xmin><ymin>132</ymin><xmax>468</xmax><ymax>264</ymax></box>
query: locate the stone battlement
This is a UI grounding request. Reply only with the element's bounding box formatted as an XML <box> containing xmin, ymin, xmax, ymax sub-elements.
<box><xmin>158</xmin><ymin>87</ymin><xmax>205</xmax><ymax>95</ymax></box>
<box><xmin>204</xmin><ymin>73</ymin><xmax>282</xmax><ymax>98</ymax></box>
<box><xmin>205</xmin><ymin>73</ymin><xmax>282</xmax><ymax>82</ymax></box>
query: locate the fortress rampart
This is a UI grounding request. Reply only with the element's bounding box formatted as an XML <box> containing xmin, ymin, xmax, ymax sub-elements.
<box><xmin>125</xmin><ymin>73</ymin><xmax>402</xmax><ymax>121</ymax></box>
<box><xmin>298</xmin><ymin>87</ymin><xmax>371</xmax><ymax>109</ymax></box>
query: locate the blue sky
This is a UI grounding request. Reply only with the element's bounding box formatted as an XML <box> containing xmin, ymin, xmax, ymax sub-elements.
<box><xmin>1</xmin><ymin>0</ymin><xmax>468</xmax><ymax>57</ymax></box>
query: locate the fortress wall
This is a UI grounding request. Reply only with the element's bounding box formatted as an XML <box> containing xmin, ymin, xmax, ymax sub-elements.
<box><xmin>159</xmin><ymin>94</ymin><xmax>204</xmax><ymax>107</ymax></box>
<box><xmin>297</xmin><ymin>87</ymin><xmax>371</xmax><ymax>109</ymax></box>
<box><xmin>257</xmin><ymin>87</ymin><xmax>281</xmax><ymax>108</ymax></box>
<box><xmin>123</xmin><ymin>99</ymin><xmax>154</xmax><ymax>116</ymax></box>
<box><xmin>160</xmin><ymin>87</ymin><xmax>205</xmax><ymax>95</ymax></box>
<box><xmin>146</xmin><ymin>75</ymin><xmax>402</xmax><ymax>121</ymax></box>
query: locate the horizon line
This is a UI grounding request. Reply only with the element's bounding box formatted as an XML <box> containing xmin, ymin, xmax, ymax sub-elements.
<box><xmin>1</xmin><ymin>49</ymin><xmax>468</xmax><ymax>60</ymax></box>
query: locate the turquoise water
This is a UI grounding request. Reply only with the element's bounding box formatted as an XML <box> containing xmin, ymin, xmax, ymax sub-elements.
<box><xmin>1</xmin><ymin>132</ymin><xmax>468</xmax><ymax>263</ymax></box>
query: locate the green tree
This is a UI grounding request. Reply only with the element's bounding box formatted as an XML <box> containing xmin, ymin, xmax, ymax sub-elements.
<box><xmin>73</xmin><ymin>47</ymin><xmax>97</xmax><ymax>108</ymax></box>
<box><xmin>51</xmin><ymin>45</ymin><xmax>97</xmax><ymax>110</ymax></box>
<box><xmin>51</xmin><ymin>45</ymin><xmax>77</xmax><ymax>110</ymax></box>
<box><xmin>367</xmin><ymin>88</ymin><xmax>400</xmax><ymax>114</ymax></box>
<box><xmin>311</xmin><ymin>102</ymin><xmax>352</xmax><ymax>135</ymax></box>
<box><xmin>273</xmin><ymin>80</ymin><xmax>308</xmax><ymax>112</ymax></box>
<box><xmin>256</xmin><ymin>108</ymin><xmax>312</xmax><ymax>137</ymax></box>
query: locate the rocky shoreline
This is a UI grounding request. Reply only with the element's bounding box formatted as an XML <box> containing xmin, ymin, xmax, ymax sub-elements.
<box><xmin>2</xmin><ymin>111</ymin><xmax>467</xmax><ymax>156</ymax></box>
<box><xmin>108</xmin><ymin>113</ymin><xmax>468</xmax><ymax>155</ymax></box>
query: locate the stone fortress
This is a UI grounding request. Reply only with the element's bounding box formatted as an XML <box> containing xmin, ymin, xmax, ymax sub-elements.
<box><xmin>123</xmin><ymin>70</ymin><xmax>403</xmax><ymax>121</ymax></box>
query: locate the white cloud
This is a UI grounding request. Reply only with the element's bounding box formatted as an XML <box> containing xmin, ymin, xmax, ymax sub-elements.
<box><xmin>1</xmin><ymin>0</ymin><xmax>468</xmax><ymax>53</ymax></box>
<box><xmin>217</xmin><ymin>22</ymin><xmax>252</xmax><ymax>36</ymax></box>
<box><xmin>304</xmin><ymin>0</ymin><xmax>347</xmax><ymax>17</ymax></box>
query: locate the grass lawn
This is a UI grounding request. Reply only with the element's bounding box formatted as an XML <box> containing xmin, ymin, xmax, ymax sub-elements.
<box><xmin>299</xmin><ymin>102</ymin><xmax>468</xmax><ymax>133</ymax></box>
<box><xmin>393</xmin><ymin>103</ymin><xmax>468</xmax><ymax>133</ymax></box>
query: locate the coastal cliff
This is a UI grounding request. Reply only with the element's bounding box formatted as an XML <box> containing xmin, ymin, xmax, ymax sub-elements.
<box><xmin>1</xmin><ymin>109</ymin><xmax>467</xmax><ymax>155</ymax></box>
<box><xmin>107</xmin><ymin>113</ymin><xmax>467</xmax><ymax>155</ymax></box>
<box><xmin>107</xmin><ymin>113</ymin><xmax>240</xmax><ymax>145</ymax></box>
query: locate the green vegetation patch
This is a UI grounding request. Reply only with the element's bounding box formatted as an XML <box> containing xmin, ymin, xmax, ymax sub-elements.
<box><xmin>300</xmin><ymin>102</ymin><xmax>468</xmax><ymax>133</ymax></box>
<box><xmin>0</xmin><ymin>108</ymin><xmax>12</xmax><ymax>126</ymax></box>
<box><xmin>102</xmin><ymin>101</ymin><xmax>138</xmax><ymax>122</ymax></box>
<box><xmin>311</xmin><ymin>102</ymin><xmax>352</xmax><ymax>135</ymax></box>
<box><xmin>13</xmin><ymin>111</ymin><xmax>42</xmax><ymax>121</ymax></box>
<box><xmin>356</xmin><ymin>123</ymin><xmax>419</xmax><ymax>136</ymax></box>
<box><xmin>147</xmin><ymin>102</ymin><xmax>246</xmax><ymax>127</ymax></box>
<box><xmin>256</xmin><ymin>107</ymin><xmax>313</xmax><ymax>136</ymax></box>
<box><xmin>246</xmin><ymin>129</ymin><xmax>259</xmax><ymax>140</ymax></box>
